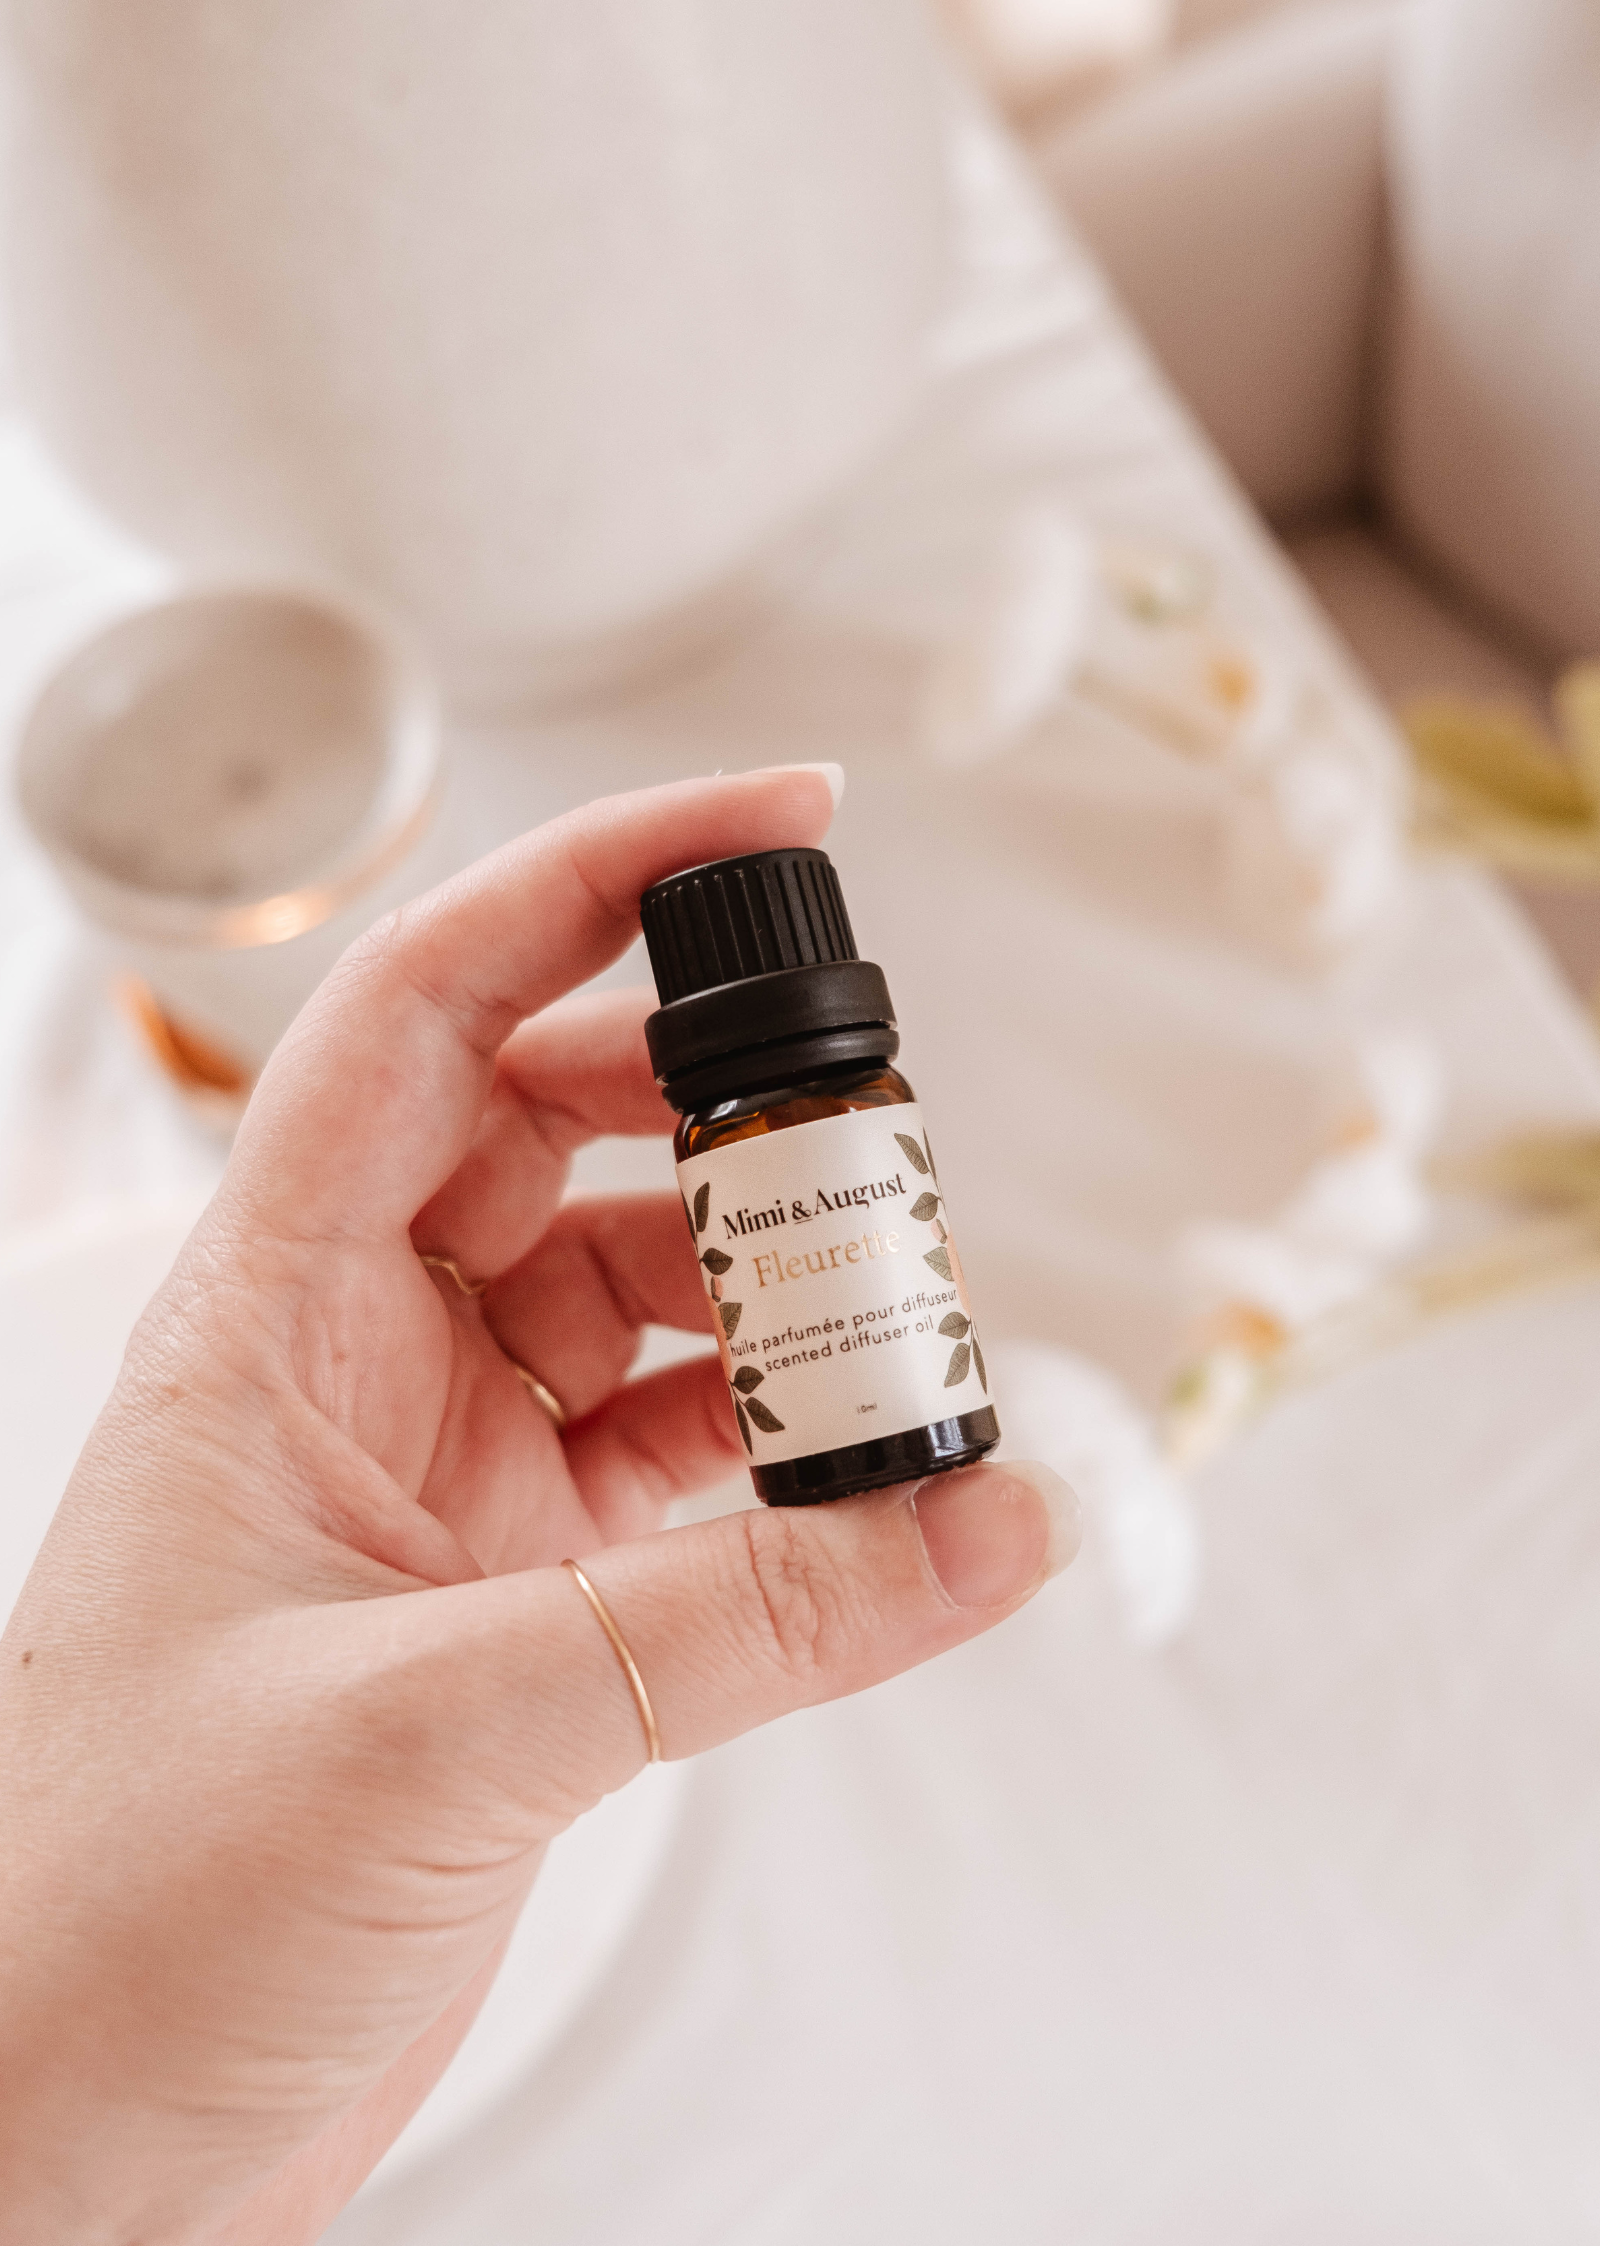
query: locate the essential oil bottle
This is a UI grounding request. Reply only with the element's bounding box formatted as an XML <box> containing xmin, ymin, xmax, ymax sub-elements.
<box><xmin>641</xmin><ymin>847</ymin><xmax>1000</xmax><ymax>1505</ymax></box>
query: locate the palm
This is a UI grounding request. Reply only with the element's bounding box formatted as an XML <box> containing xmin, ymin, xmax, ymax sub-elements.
<box><xmin>229</xmin><ymin>980</ymin><xmax>731</xmax><ymax>1607</ymax></box>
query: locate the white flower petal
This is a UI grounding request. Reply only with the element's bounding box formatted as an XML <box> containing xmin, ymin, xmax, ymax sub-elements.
<box><xmin>920</xmin><ymin>501</ymin><xmax>1093</xmax><ymax>767</ymax></box>
<box><xmin>1227</xmin><ymin>740</ymin><xmax>1407</xmax><ymax>952</ymax></box>
<box><xmin>1354</xmin><ymin>1034</ymin><xmax>1445</xmax><ymax>1158</ymax></box>
<box><xmin>990</xmin><ymin>1339</ymin><xmax>1200</xmax><ymax>1647</ymax></box>
<box><xmin>1280</xmin><ymin>1143</ymin><xmax>1432</xmax><ymax>1260</ymax></box>
<box><xmin>1162</xmin><ymin>1347</ymin><xmax>1265</xmax><ymax>1473</ymax></box>
<box><xmin>1181</xmin><ymin>1221</ymin><xmax>1372</xmax><ymax>1328</ymax></box>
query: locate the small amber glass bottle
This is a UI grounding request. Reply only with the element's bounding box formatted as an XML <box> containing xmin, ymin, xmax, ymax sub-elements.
<box><xmin>641</xmin><ymin>847</ymin><xmax>1000</xmax><ymax>1505</ymax></box>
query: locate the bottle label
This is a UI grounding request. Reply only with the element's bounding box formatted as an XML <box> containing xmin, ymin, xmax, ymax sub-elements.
<box><xmin>676</xmin><ymin>1102</ymin><xmax>989</xmax><ymax>1468</ymax></box>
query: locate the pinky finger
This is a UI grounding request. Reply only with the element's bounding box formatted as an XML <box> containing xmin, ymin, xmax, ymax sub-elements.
<box><xmin>565</xmin><ymin>1354</ymin><xmax>750</xmax><ymax>1547</ymax></box>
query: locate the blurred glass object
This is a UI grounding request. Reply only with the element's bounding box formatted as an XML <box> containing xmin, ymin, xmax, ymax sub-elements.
<box><xmin>0</xmin><ymin>0</ymin><xmax>947</xmax><ymax>709</ymax></box>
<box><xmin>15</xmin><ymin>587</ymin><xmax>444</xmax><ymax>1120</ymax></box>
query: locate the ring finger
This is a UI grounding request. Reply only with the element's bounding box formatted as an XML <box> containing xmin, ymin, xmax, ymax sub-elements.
<box><xmin>411</xmin><ymin>986</ymin><xmax>671</xmax><ymax>1290</ymax></box>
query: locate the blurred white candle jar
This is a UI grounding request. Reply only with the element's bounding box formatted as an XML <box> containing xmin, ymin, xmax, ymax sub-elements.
<box><xmin>16</xmin><ymin>588</ymin><xmax>446</xmax><ymax>1121</ymax></box>
<box><xmin>0</xmin><ymin>0</ymin><xmax>948</xmax><ymax>706</ymax></box>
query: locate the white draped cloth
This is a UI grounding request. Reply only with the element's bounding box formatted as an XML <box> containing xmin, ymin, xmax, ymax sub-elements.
<box><xmin>3</xmin><ymin>101</ymin><xmax>1600</xmax><ymax>2243</ymax></box>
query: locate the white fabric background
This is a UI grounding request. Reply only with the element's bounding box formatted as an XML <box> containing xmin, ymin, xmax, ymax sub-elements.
<box><xmin>3</xmin><ymin>101</ymin><xmax>1600</xmax><ymax>2241</ymax></box>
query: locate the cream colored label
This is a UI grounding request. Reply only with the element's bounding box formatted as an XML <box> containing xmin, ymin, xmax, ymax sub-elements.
<box><xmin>677</xmin><ymin>1102</ymin><xmax>989</xmax><ymax>1467</ymax></box>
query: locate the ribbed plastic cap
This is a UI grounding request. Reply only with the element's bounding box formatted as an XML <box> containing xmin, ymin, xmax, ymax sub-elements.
<box><xmin>640</xmin><ymin>848</ymin><xmax>857</xmax><ymax>1001</ymax></box>
<box><xmin>640</xmin><ymin>849</ymin><xmax>897</xmax><ymax>1107</ymax></box>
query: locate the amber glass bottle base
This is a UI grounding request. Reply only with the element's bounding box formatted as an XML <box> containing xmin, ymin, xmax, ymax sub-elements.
<box><xmin>751</xmin><ymin>1407</ymin><xmax>1001</xmax><ymax>1507</ymax></box>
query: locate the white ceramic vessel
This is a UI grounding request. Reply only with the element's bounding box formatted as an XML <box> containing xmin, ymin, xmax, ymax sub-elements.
<box><xmin>0</xmin><ymin>0</ymin><xmax>947</xmax><ymax>704</ymax></box>
<box><xmin>16</xmin><ymin>586</ymin><xmax>447</xmax><ymax>1101</ymax></box>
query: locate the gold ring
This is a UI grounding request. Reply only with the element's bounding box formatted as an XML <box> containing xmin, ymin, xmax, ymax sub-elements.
<box><xmin>419</xmin><ymin>1250</ymin><xmax>567</xmax><ymax>1427</ymax></box>
<box><xmin>418</xmin><ymin>1252</ymin><xmax>488</xmax><ymax>1299</ymax></box>
<box><xmin>508</xmin><ymin>1359</ymin><xmax>568</xmax><ymax>1430</ymax></box>
<box><xmin>562</xmin><ymin>1559</ymin><xmax>663</xmax><ymax>1764</ymax></box>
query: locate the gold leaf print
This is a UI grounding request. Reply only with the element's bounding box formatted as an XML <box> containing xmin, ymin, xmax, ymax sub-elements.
<box><xmin>895</xmin><ymin>1132</ymin><xmax>930</xmax><ymax>1176</ymax></box>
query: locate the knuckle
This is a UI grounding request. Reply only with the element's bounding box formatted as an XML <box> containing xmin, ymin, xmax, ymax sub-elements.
<box><xmin>734</xmin><ymin>1508</ymin><xmax>851</xmax><ymax>1686</ymax></box>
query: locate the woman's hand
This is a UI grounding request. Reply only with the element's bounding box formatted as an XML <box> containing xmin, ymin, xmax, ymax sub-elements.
<box><xmin>0</xmin><ymin>769</ymin><xmax>1077</xmax><ymax>2246</ymax></box>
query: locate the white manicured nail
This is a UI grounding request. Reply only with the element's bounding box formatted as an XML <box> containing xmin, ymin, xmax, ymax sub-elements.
<box><xmin>1006</xmin><ymin>1460</ymin><xmax>1082</xmax><ymax>1578</ymax></box>
<box><xmin>912</xmin><ymin>1457</ymin><xmax>1081</xmax><ymax>1607</ymax></box>
<box><xmin>789</xmin><ymin>761</ymin><xmax>846</xmax><ymax>810</ymax></box>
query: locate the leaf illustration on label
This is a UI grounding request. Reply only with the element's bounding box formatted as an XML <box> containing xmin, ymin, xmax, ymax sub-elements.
<box><xmin>682</xmin><ymin>1196</ymin><xmax>698</xmax><ymax>1245</ymax></box>
<box><xmin>894</xmin><ymin>1132</ymin><xmax>930</xmax><ymax>1176</ymax></box>
<box><xmin>972</xmin><ymin>1336</ymin><xmax>987</xmax><ymax>1393</ymax></box>
<box><xmin>719</xmin><ymin>1300</ymin><xmax>742</xmax><ymax>1338</ymax></box>
<box><xmin>693</xmin><ymin>1182</ymin><xmax>711</xmax><ymax>1235</ymax></box>
<box><xmin>732</xmin><ymin>1367</ymin><xmax>764</xmax><ymax>1394</ymax></box>
<box><xmin>924</xmin><ymin>1133</ymin><xmax>937</xmax><ymax>1180</ymax></box>
<box><xmin>909</xmin><ymin>1192</ymin><xmax>940</xmax><ymax>1223</ymax></box>
<box><xmin>701</xmin><ymin>1247</ymin><xmax>734</xmax><ymax>1275</ymax></box>
<box><xmin>735</xmin><ymin>1399</ymin><xmax>753</xmax><ymax>1454</ymax></box>
<box><xmin>924</xmin><ymin>1246</ymin><xmax>953</xmax><ymax>1282</ymax></box>
<box><xmin>934</xmin><ymin>1221</ymin><xmax>947</xmax><ymax>1244</ymax></box>
<box><xmin>944</xmin><ymin>1342</ymin><xmax>971</xmax><ymax>1388</ymax></box>
<box><xmin>938</xmin><ymin>1312</ymin><xmax>970</xmax><ymax>1339</ymax></box>
<box><xmin>744</xmin><ymin>1396</ymin><xmax>786</xmax><ymax>1434</ymax></box>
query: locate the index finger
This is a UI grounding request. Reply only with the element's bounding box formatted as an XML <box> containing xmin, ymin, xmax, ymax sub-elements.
<box><xmin>226</xmin><ymin>766</ymin><xmax>841</xmax><ymax>1242</ymax></box>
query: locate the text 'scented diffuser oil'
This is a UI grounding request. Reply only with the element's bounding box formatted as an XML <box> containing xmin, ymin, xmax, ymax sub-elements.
<box><xmin>641</xmin><ymin>848</ymin><xmax>1000</xmax><ymax>1505</ymax></box>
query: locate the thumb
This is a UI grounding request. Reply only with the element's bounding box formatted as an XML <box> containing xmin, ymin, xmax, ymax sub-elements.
<box><xmin>414</xmin><ymin>1462</ymin><xmax>1080</xmax><ymax>1810</ymax></box>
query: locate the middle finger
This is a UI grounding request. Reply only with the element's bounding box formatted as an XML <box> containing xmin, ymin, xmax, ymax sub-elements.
<box><xmin>412</xmin><ymin>985</ymin><xmax>670</xmax><ymax>1287</ymax></box>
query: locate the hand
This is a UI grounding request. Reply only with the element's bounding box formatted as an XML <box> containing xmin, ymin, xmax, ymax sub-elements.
<box><xmin>0</xmin><ymin>769</ymin><xmax>1078</xmax><ymax>2246</ymax></box>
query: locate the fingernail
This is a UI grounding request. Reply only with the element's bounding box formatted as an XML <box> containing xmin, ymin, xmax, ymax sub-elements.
<box><xmin>788</xmin><ymin>761</ymin><xmax>846</xmax><ymax>811</ymax></box>
<box><xmin>912</xmin><ymin>1461</ymin><xmax>1081</xmax><ymax>1610</ymax></box>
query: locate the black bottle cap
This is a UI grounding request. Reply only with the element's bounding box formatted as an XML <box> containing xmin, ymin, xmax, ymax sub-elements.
<box><xmin>641</xmin><ymin>848</ymin><xmax>897</xmax><ymax>1110</ymax></box>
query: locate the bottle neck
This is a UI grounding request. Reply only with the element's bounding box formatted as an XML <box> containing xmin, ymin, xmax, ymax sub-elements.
<box><xmin>647</xmin><ymin>960</ymin><xmax>898</xmax><ymax>1114</ymax></box>
<box><xmin>660</xmin><ymin>1021</ymin><xmax>900</xmax><ymax>1115</ymax></box>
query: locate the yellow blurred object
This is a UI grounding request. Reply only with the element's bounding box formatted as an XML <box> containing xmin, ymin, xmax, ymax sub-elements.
<box><xmin>1403</xmin><ymin>662</ymin><xmax>1600</xmax><ymax>883</ymax></box>
<box><xmin>1406</xmin><ymin>701</ymin><xmax>1588</xmax><ymax>823</ymax></box>
<box><xmin>1441</xmin><ymin>1129</ymin><xmax>1600</xmax><ymax>1214</ymax></box>
<box><xmin>1555</xmin><ymin>660</ymin><xmax>1600</xmax><ymax>807</ymax></box>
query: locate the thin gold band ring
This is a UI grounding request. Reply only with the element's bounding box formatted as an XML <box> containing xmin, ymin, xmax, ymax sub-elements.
<box><xmin>418</xmin><ymin>1251</ymin><xmax>568</xmax><ymax>1429</ymax></box>
<box><xmin>561</xmin><ymin>1559</ymin><xmax>664</xmax><ymax>1764</ymax></box>
<box><xmin>417</xmin><ymin>1252</ymin><xmax>488</xmax><ymax>1298</ymax></box>
<box><xmin>509</xmin><ymin>1360</ymin><xmax>568</xmax><ymax>1429</ymax></box>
